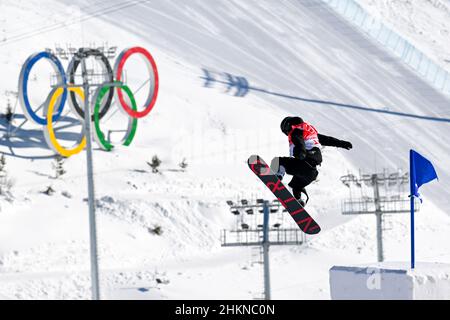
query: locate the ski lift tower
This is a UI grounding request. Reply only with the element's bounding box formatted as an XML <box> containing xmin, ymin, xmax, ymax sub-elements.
<box><xmin>340</xmin><ymin>169</ymin><xmax>420</xmax><ymax>262</ymax></box>
<box><xmin>52</xmin><ymin>43</ymin><xmax>118</xmax><ymax>300</ymax></box>
<box><xmin>221</xmin><ymin>198</ymin><xmax>306</xmax><ymax>300</ymax></box>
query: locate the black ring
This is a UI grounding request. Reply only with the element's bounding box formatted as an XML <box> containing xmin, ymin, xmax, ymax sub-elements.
<box><xmin>67</xmin><ymin>48</ymin><xmax>114</xmax><ymax>121</ymax></box>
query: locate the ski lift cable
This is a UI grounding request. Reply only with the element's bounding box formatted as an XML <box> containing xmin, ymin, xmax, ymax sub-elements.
<box><xmin>1</xmin><ymin>0</ymin><xmax>150</xmax><ymax>47</ymax></box>
<box><xmin>3</xmin><ymin>0</ymin><xmax>114</xmax><ymax>37</ymax></box>
<box><xmin>102</xmin><ymin>77</ymin><xmax>152</xmax><ymax>123</ymax></box>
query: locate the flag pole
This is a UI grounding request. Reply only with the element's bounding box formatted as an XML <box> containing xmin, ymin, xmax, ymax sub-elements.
<box><xmin>409</xmin><ymin>150</ymin><xmax>415</xmax><ymax>269</ymax></box>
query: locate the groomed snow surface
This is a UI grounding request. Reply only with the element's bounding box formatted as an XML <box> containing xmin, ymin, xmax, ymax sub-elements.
<box><xmin>357</xmin><ymin>0</ymin><xmax>450</xmax><ymax>73</ymax></box>
<box><xmin>0</xmin><ymin>0</ymin><xmax>449</xmax><ymax>299</ymax></box>
<box><xmin>330</xmin><ymin>262</ymin><xmax>450</xmax><ymax>300</ymax></box>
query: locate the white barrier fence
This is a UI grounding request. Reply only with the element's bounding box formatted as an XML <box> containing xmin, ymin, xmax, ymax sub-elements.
<box><xmin>322</xmin><ymin>0</ymin><xmax>450</xmax><ymax>96</ymax></box>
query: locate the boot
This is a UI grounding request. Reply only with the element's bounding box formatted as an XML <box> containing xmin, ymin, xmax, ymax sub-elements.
<box><xmin>293</xmin><ymin>188</ymin><xmax>309</xmax><ymax>207</ymax></box>
<box><xmin>270</xmin><ymin>158</ymin><xmax>286</xmax><ymax>181</ymax></box>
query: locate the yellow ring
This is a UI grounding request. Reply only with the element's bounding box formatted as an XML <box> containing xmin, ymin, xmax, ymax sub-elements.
<box><xmin>45</xmin><ymin>87</ymin><xmax>86</xmax><ymax>157</ymax></box>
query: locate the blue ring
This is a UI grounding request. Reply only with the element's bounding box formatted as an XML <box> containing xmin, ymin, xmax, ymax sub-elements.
<box><xmin>21</xmin><ymin>51</ymin><xmax>67</xmax><ymax>125</ymax></box>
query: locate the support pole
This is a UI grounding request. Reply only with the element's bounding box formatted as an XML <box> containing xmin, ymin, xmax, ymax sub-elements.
<box><xmin>410</xmin><ymin>150</ymin><xmax>415</xmax><ymax>269</ymax></box>
<box><xmin>262</xmin><ymin>201</ymin><xmax>271</xmax><ymax>300</ymax></box>
<box><xmin>80</xmin><ymin>54</ymin><xmax>100</xmax><ymax>300</ymax></box>
<box><xmin>376</xmin><ymin>211</ymin><xmax>383</xmax><ymax>262</ymax></box>
<box><xmin>410</xmin><ymin>193</ymin><xmax>415</xmax><ymax>269</ymax></box>
<box><xmin>372</xmin><ymin>174</ymin><xmax>384</xmax><ymax>262</ymax></box>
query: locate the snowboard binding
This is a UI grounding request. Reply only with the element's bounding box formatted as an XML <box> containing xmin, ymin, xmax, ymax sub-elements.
<box><xmin>293</xmin><ymin>188</ymin><xmax>309</xmax><ymax>207</ymax></box>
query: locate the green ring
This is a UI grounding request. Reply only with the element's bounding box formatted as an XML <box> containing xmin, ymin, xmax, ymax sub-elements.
<box><xmin>94</xmin><ymin>84</ymin><xmax>138</xmax><ymax>151</ymax></box>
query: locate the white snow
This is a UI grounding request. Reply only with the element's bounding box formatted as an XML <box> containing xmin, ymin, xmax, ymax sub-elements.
<box><xmin>330</xmin><ymin>262</ymin><xmax>450</xmax><ymax>300</ymax></box>
<box><xmin>0</xmin><ymin>0</ymin><xmax>449</xmax><ymax>299</ymax></box>
<box><xmin>356</xmin><ymin>0</ymin><xmax>450</xmax><ymax>73</ymax></box>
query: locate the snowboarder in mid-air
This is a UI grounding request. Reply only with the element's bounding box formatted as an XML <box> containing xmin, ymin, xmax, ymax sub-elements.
<box><xmin>270</xmin><ymin>116</ymin><xmax>353</xmax><ymax>206</ymax></box>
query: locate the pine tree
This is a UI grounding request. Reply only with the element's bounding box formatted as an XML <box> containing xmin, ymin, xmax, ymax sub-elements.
<box><xmin>147</xmin><ymin>155</ymin><xmax>162</xmax><ymax>173</ymax></box>
<box><xmin>43</xmin><ymin>185</ymin><xmax>55</xmax><ymax>196</ymax></box>
<box><xmin>0</xmin><ymin>155</ymin><xmax>7</xmax><ymax>194</ymax></box>
<box><xmin>0</xmin><ymin>154</ymin><xmax>12</xmax><ymax>197</ymax></box>
<box><xmin>5</xmin><ymin>99</ymin><xmax>13</xmax><ymax>123</ymax></box>
<box><xmin>0</xmin><ymin>154</ymin><xmax>6</xmax><ymax>173</ymax></box>
<box><xmin>149</xmin><ymin>225</ymin><xmax>163</xmax><ymax>236</ymax></box>
<box><xmin>179</xmin><ymin>158</ymin><xmax>188</xmax><ymax>171</ymax></box>
<box><xmin>53</xmin><ymin>155</ymin><xmax>66</xmax><ymax>179</ymax></box>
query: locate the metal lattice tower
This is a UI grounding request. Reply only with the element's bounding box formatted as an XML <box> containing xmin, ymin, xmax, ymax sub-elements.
<box><xmin>221</xmin><ymin>198</ymin><xmax>307</xmax><ymax>300</ymax></box>
<box><xmin>340</xmin><ymin>169</ymin><xmax>420</xmax><ymax>262</ymax></box>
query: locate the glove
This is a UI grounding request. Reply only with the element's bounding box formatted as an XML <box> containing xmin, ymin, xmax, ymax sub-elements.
<box><xmin>340</xmin><ymin>141</ymin><xmax>353</xmax><ymax>150</ymax></box>
<box><xmin>293</xmin><ymin>146</ymin><xmax>307</xmax><ymax>160</ymax></box>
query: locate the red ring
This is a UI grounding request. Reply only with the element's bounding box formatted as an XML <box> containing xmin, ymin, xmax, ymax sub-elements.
<box><xmin>115</xmin><ymin>47</ymin><xmax>159</xmax><ymax>118</ymax></box>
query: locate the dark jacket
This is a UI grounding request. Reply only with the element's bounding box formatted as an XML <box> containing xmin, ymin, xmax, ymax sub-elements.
<box><xmin>290</xmin><ymin>128</ymin><xmax>352</xmax><ymax>166</ymax></box>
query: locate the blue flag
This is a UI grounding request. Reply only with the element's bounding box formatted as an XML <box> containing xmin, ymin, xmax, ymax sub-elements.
<box><xmin>410</xmin><ymin>150</ymin><xmax>438</xmax><ymax>200</ymax></box>
<box><xmin>409</xmin><ymin>150</ymin><xmax>438</xmax><ymax>269</ymax></box>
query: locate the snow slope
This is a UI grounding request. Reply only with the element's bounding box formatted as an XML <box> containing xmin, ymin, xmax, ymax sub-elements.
<box><xmin>356</xmin><ymin>0</ymin><xmax>450</xmax><ymax>73</ymax></box>
<box><xmin>0</xmin><ymin>0</ymin><xmax>449</xmax><ymax>299</ymax></box>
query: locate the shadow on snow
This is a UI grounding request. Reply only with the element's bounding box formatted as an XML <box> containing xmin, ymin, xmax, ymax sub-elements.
<box><xmin>201</xmin><ymin>68</ymin><xmax>450</xmax><ymax>124</ymax></box>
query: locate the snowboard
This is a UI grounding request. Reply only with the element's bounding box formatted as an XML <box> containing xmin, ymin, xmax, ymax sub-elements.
<box><xmin>247</xmin><ymin>155</ymin><xmax>321</xmax><ymax>235</ymax></box>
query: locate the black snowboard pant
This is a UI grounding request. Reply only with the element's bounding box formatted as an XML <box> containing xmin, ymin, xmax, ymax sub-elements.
<box><xmin>278</xmin><ymin>157</ymin><xmax>319</xmax><ymax>198</ymax></box>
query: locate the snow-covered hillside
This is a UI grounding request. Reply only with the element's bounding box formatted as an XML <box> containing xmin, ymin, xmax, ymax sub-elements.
<box><xmin>357</xmin><ymin>0</ymin><xmax>450</xmax><ymax>73</ymax></box>
<box><xmin>0</xmin><ymin>0</ymin><xmax>449</xmax><ymax>299</ymax></box>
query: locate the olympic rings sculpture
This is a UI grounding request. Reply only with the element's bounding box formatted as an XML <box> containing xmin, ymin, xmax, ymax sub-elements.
<box><xmin>18</xmin><ymin>46</ymin><xmax>159</xmax><ymax>157</ymax></box>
